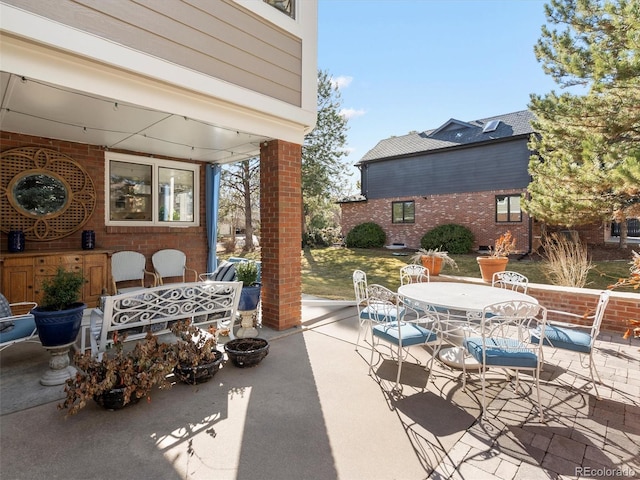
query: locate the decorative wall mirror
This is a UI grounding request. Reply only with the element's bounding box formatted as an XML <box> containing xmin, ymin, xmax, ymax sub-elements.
<box><xmin>1</xmin><ymin>147</ymin><xmax>96</xmax><ymax>241</ymax></box>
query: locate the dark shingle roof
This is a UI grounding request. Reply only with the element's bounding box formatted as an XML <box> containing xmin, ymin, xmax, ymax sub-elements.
<box><xmin>358</xmin><ymin>110</ymin><xmax>535</xmax><ymax>164</ymax></box>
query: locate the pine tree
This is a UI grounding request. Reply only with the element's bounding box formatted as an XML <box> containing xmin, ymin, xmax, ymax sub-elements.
<box><xmin>524</xmin><ymin>0</ymin><xmax>640</xmax><ymax>247</ymax></box>
<box><xmin>302</xmin><ymin>70</ymin><xmax>351</xmax><ymax>238</ymax></box>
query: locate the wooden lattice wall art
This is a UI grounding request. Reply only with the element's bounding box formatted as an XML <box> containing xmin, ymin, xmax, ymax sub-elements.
<box><xmin>1</xmin><ymin>147</ymin><xmax>96</xmax><ymax>241</ymax></box>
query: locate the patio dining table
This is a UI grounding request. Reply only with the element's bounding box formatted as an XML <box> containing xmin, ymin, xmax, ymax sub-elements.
<box><xmin>397</xmin><ymin>282</ymin><xmax>538</xmax><ymax>369</ymax></box>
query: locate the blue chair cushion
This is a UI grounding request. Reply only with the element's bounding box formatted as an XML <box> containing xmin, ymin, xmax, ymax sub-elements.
<box><xmin>360</xmin><ymin>305</ymin><xmax>404</xmax><ymax>323</ymax></box>
<box><xmin>0</xmin><ymin>315</ymin><xmax>36</xmax><ymax>343</ymax></box>
<box><xmin>373</xmin><ymin>322</ymin><xmax>438</xmax><ymax>347</ymax></box>
<box><xmin>530</xmin><ymin>325</ymin><xmax>592</xmax><ymax>354</ymax></box>
<box><xmin>464</xmin><ymin>337</ymin><xmax>538</xmax><ymax>368</ymax></box>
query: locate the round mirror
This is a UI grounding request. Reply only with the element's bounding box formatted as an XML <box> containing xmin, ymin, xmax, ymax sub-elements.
<box><xmin>12</xmin><ymin>172</ymin><xmax>68</xmax><ymax>216</ymax></box>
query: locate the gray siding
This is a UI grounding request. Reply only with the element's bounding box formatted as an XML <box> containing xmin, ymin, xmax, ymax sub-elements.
<box><xmin>363</xmin><ymin>138</ymin><xmax>531</xmax><ymax>199</ymax></box>
<box><xmin>5</xmin><ymin>0</ymin><xmax>302</xmax><ymax>106</ymax></box>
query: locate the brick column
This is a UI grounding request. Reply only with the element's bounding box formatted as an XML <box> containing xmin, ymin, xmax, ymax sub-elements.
<box><xmin>259</xmin><ymin>139</ymin><xmax>302</xmax><ymax>331</ymax></box>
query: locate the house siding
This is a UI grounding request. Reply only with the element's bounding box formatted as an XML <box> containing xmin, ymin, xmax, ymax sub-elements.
<box><xmin>362</xmin><ymin>139</ymin><xmax>531</xmax><ymax>199</ymax></box>
<box><xmin>3</xmin><ymin>0</ymin><xmax>302</xmax><ymax>106</ymax></box>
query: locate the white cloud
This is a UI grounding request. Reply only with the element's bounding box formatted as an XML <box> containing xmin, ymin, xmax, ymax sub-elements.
<box><xmin>340</xmin><ymin>108</ymin><xmax>366</xmax><ymax>120</ymax></box>
<box><xmin>331</xmin><ymin>75</ymin><xmax>353</xmax><ymax>90</ymax></box>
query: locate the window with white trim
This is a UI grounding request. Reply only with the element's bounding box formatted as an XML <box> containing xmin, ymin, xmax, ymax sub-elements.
<box><xmin>106</xmin><ymin>153</ymin><xmax>199</xmax><ymax>227</ymax></box>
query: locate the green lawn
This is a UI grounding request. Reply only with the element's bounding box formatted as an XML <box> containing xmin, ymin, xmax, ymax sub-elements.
<box><xmin>221</xmin><ymin>247</ymin><xmax>634</xmax><ymax>301</ymax></box>
<box><xmin>299</xmin><ymin>247</ymin><xmax>634</xmax><ymax>301</ymax></box>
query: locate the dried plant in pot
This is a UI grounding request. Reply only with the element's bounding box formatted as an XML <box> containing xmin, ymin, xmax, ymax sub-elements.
<box><xmin>59</xmin><ymin>331</ymin><xmax>177</xmax><ymax>415</ymax></box>
<box><xmin>171</xmin><ymin>320</ymin><xmax>224</xmax><ymax>385</ymax></box>
<box><xmin>409</xmin><ymin>248</ymin><xmax>457</xmax><ymax>276</ymax></box>
<box><xmin>477</xmin><ymin>231</ymin><xmax>517</xmax><ymax>282</ymax></box>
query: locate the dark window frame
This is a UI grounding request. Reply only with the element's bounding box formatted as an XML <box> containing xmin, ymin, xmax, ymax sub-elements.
<box><xmin>392</xmin><ymin>200</ymin><xmax>415</xmax><ymax>224</ymax></box>
<box><xmin>495</xmin><ymin>194</ymin><xmax>522</xmax><ymax>223</ymax></box>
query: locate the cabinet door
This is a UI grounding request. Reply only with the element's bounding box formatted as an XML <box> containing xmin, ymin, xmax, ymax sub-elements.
<box><xmin>83</xmin><ymin>253</ymin><xmax>108</xmax><ymax>307</ymax></box>
<box><xmin>1</xmin><ymin>257</ymin><xmax>34</xmax><ymax>303</ymax></box>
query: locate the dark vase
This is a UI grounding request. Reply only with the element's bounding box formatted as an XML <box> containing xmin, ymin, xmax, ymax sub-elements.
<box><xmin>8</xmin><ymin>230</ymin><xmax>25</xmax><ymax>253</ymax></box>
<box><xmin>82</xmin><ymin>230</ymin><xmax>95</xmax><ymax>250</ymax></box>
<box><xmin>32</xmin><ymin>303</ymin><xmax>85</xmax><ymax>347</ymax></box>
<box><xmin>174</xmin><ymin>350</ymin><xmax>225</xmax><ymax>385</ymax></box>
<box><xmin>224</xmin><ymin>338</ymin><xmax>269</xmax><ymax>368</ymax></box>
<box><xmin>238</xmin><ymin>285</ymin><xmax>261</xmax><ymax>311</ymax></box>
<box><xmin>94</xmin><ymin>386</ymin><xmax>141</xmax><ymax>410</ymax></box>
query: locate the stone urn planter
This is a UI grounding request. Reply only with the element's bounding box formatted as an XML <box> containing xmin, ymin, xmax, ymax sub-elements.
<box><xmin>224</xmin><ymin>338</ymin><xmax>269</xmax><ymax>368</ymax></box>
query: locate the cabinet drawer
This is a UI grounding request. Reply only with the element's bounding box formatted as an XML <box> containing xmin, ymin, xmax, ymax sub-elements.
<box><xmin>35</xmin><ymin>264</ymin><xmax>83</xmax><ymax>275</ymax></box>
<box><xmin>34</xmin><ymin>255</ymin><xmax>83</xmax><ymax>266</ymax></box>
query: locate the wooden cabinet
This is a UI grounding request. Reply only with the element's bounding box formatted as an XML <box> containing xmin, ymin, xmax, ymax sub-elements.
<box><xmin>1</xmin><ymin>250</ymin><xmax>112</xmax><ymax>307</ymax></box>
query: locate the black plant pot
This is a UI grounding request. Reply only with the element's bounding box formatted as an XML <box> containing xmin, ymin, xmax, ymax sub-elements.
<box><xmin>174</xmin><ymin>350</ymin><xmax>225</xmax><ymax>385</ymax></box>
<box><xmin>94</xmin><ymin>386</ymin><xmax>141</xmax><ymax>410</ymax></box>
<box><xmin>224</xmin><ymin>338</ymin><xmax>269</xmax><ymax>368</ymax></box>
<box><xmin>32</xmin><ymin>303</ymin><xmax>85</xmax><ymax>347</ymax></box>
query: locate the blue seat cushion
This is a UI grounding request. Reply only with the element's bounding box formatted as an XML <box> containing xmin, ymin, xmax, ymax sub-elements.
<box><xmin>373</xmin><ymin>322</ymin><xmax>437</xmax><ymax>347</ymax></box>
<box><xmin>531</xmin><ymin>325</ymin><xmax>592</xmax><ymax>354</ymax></box>
<box><xmin>360</xmin><ymin>305</ymin><xmax>404</xmax><ymax>323</ymax></box>
<box><xmin>0</xmin><ymin>315</ymin><xmax>36</xmax><ymax>344</ymax></box>
<box><xmin>464</xmin><ymin>337</ymin><xmax>538</xmax><ymax>368</ymax></box>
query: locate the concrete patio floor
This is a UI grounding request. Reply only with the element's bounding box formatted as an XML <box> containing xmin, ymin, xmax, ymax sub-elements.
<box><xmin>1</xmin><ymin>301</ymin><xmax>639</xmax><ymax>479</ymax></box>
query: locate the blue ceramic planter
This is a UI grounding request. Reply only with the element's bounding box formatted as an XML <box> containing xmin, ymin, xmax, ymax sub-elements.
<box><xmin>32</xmin><ymin>302</ymin><xmax>85</xmax><ymax>347</ymax></box>
<box><xmin>238</xmin><ymin>285</ymin><xmax>261</xmax><ymax>311</ymax></box>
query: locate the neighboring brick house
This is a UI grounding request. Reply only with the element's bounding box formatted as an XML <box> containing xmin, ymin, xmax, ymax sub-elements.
<box><xmin>340</xmin><ymin>110</ymin><xmax>628</xmax><ymax>252</ymax></box>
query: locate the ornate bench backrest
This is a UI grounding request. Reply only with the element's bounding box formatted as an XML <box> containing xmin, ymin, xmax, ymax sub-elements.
<box><xmin>93</xmin><ymin>281</ymin><xmax>241</xmax><ymax>356</ymax></box>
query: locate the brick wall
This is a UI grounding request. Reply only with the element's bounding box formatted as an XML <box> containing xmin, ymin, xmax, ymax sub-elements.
<box><xmin>437</xmin><ymin>275</ymin><xmax>638</xmax><ymax>334</ymax></box>
<box><xmin>1</xmin><ymin>132</ymin><xmax>208</xmax><ymax>279</ymax></box>
<box><xmin>341</xmin><ymin>191</ymin><xmax>607</xmax><ymax>251</ymax></box>
<box><xmin>341</xmin><ymin>191</ymin><xmax>532</xmax><ymax>252</ymax></box>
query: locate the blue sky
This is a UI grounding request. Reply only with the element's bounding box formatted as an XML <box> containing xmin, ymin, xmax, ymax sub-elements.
<box><xmin>318</xmin><ymin>0</ymin><xmax>559</xmax><ymax>190</ymax></box>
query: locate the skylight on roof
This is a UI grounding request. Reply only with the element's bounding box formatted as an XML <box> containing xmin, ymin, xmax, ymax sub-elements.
<box><xmin>482</xmin><ymin>120</ymin><xmax>500</xmax><ymax>133</ymax></box>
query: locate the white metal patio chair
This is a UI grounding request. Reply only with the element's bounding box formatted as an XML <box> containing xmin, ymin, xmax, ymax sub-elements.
<box><xmin>111</xmin><ymin>250</ymin><xmax>156</xmax><ymax>294</ymax></box>
<box><xmin>462</xmin><ymin>300</ymin><xmax>547</xmax><ymax>422</ymax></box>
<box><xmin>367</xmin><ymin>284</ymin><xmax>442</xmax><ymax>390</ymax></box>
<box><xmin>530</xmin><ymin>290</ymin><xmax>610</xmax><ymax>399</ymax></box>
<box><xmin>152</xmin><ymin>249</ymin><xmax>198</xmax><ymax>285</ymax></box>
<box><xmin>492</xmin><ymin>271</ymin><xmax>529</xmax><ymax>294</ymax></box>
<box><xmin>400</xmin><ymin>264</ymin><xmax>430</xmax><ymax>285</ymax></box>
<box><xmin>0</xmin><ymin>293</ymin><xmax>38</xmax><ymax>352</ymax></box>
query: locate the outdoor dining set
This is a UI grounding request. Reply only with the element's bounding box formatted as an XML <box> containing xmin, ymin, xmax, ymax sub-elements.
<box><xmin>353</xmin><ymin>266</ymin><xmax>611</xmax><ymax>422</ymax></box>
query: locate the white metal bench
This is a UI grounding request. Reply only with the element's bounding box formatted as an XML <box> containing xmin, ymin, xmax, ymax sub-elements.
<box><xmin>85</xmin><ymin>281</ymin><xmax>242</xmax><ymax>358</ymax></box>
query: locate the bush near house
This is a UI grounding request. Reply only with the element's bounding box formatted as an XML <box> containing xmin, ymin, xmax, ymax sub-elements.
<box><xmin>420</xmin><ymin>224</ymin><xmax>474</xmax><ymax>254</ymax></box>
<box><xmin>345</xmin><ymin>222</ymin><xmax>386</xmax><ymax>248</ymax></box>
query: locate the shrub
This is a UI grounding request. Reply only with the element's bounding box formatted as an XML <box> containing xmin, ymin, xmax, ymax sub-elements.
<box><xmin>541</xmin><ymin>232</ymin><xmax>593</xmax><ymax>287</ymax></box>
<box><xmin>345</xmin><ymin>222</ymin><xmax>386</xmax><ymax>248</ymax></box>
<box><xmin>420</xmin><ymin>224</ymin><xmax>474</xmax><ymax>254</ymax></box>
<box><xmin>303</xmin><ymin>227</ymin><xmax>343</xmax><ymax>248</ymax></box>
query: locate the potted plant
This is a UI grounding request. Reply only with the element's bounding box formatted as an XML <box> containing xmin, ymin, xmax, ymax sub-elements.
<box><xmin>171</xmin><ymin>320</ymin><xmax>224</xmax><ymax>385</ymax></box>
<box><xmin>410</xmin><ymin>248</ymin><xmax>457</xmax><ymax>276</ymax></box>
<box><xmin>235</xmin><ymin>260</ymin><xmax>261</xmax><ymax>337</ymax></box>
<box><xmin>59</xmin><ymin>331</ymin><xmax>177</xmax><ymax>415</ymax></box>
<box><xmin>31</xmin><ymin>267</ymin><xmax>87</xmax><ymax>347</ymax></box>
<box><xmin>477</xmin><ymin>231</ymin><xmax>517</xmax><ymax>282</ymax></box>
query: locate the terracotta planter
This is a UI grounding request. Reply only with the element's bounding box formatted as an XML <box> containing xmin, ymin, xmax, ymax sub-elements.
<box><xmin>420</xmin><ymin>256</ymin><xmax>444</xmax><ymax>276</ymax></box>
<box><xmin>476</xmin><ymin>256</ymin><xmax>509</xmax><ymax>283</ymax></box>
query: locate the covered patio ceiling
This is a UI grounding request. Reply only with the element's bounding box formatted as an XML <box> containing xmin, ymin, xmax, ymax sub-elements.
<box><xmin>0</xmin><ymin>71</ymin><xmax>268</xmax><ymax>164</ymax></box>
